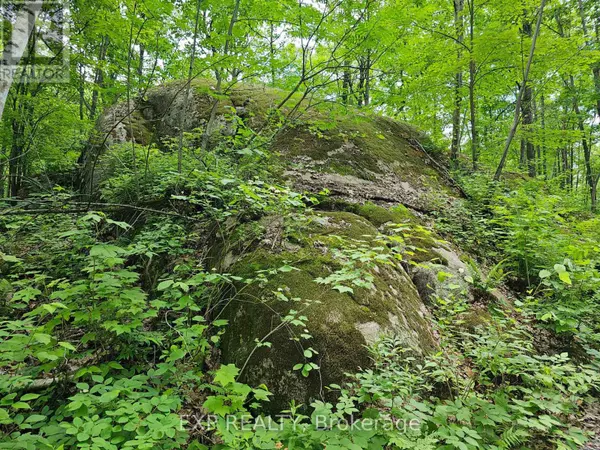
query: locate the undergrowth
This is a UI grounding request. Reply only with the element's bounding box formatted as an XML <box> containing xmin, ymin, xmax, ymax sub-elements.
<box><xmin>0</xmin><ymin>131</ymin><xmax>599</xmax><ymax>449</ymax></box>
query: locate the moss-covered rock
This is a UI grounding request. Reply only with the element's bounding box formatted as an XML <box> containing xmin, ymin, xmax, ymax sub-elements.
<box><xmin>218</xmin><ymin>211</ymin><xmax>437</xmax><ymax>412</ymax></box>
<box><xmin>353</xmin><ymin>202</ymin><xmax>413</xmax><ymax>227</ymax></box>
<box><xmin>89</xmin><ymin>80</ymin><xmax>471</xmax><ymax>412</ymax></box>
<box><xmin>86</xmin><ymin>80</ymin><xmax>459</xmax><ymax>209</ymax></box>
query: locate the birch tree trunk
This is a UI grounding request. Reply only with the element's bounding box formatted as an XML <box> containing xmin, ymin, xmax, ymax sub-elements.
<box><xmin>0</xmin><ymin>1</ymin><xmax>43</xmax><ymax>120</ymax></box>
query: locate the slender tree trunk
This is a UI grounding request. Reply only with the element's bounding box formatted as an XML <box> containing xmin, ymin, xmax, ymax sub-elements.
<box><xmin>79</xmin><ymin>63</ymin><xmax>85</xmax><ymax>121</ymax></box>
<box><xmin>0</xmin><ymin>1</ymin><xmax>42</xmax><ymax>120</ymax></box>
<box><xmin>578</xmin><ymin>0</ymin><xmax>600</xmax><ymax>118</ymax></box>
<box><xmin>592</xmin><ymin>179</ymin><xmax>598</xmax><ymax>212</ymax></box>
<box><xmin>519</xmin><ymin>12</ymin><xmax>536</xmax><ymax>177</ymax></box>
<box><xmin>341</xmin><ymin>61</ymin><xmax>352</xmax><ymax>105</ymax></box>
<box><xmin>563</xmin><ymin>147</ymin><xmax>569</xmax><ymax>188</ymax></box>
<box><xmin>0</xmin><ymin>145</ymin><xmax>5</xmax><ymax>197</ymax></box>
<box><xmin>522</xmin><ymin>85</ymin><xmax>536</xmax><ymax>177</ymax></box>
<box><xmin>7</xmin><ymin>28</ymin><xmax>36</xmax><ymax>198</ymax></box>
<box><xmin>569</xmin><ymin>143</ymin><xmax>574</xmax><ymax>190</ymax></box>
<box><xmin>576</xmin><ymin>0</ymin><xmax>599</xmax><ymax>209</ymax></box>
<box><xmin>364</xmin><ymin>51</ymin><xmax>371</xmax><ymax>107</ymax></box>
<box><xmin>468</xmin><ymin>0</ymin><xmax>478</xmax><ymax>169</ymax></box>
<box><xmin>178</xmin><ymin>0</ymin><xmax>202</xmax><ymax>172</ymax></box>
<box><xmin>201</xmin><ymin>0</ymin><xmax>241</xmax><ymax>152</ymax></box>
<box><xmin>90</xmin><ymin>37</ymin><xmax>108</xmax><ymax>120</ymax></box>
<box><xmin>494</xmin><ymin>0</ymin><xmax>546</xmax><ymax>181</ymax></box>
<box><xmin>126</xmin><ymin>3</ymin><xmax>138</xmax><ymax>175</ymax></box>
<box><xmin>138</xmin><ymin>44</ymin><xmax>145</xmax><ymax>78</ymax></box>
<box><xmin>519</xmin><ymin>139</ymin><xmax>526</xmax><ymax>169</ymax></box>
<box><xmin>572</xmin><ymin>91</ymin><xmax>596</xmax><ymax>211</ymax></box>
<box><xmin>540</xmin><ymin>94</ymin><xmax>546</xmax><ymax>177</ymax></box>
<box><xmin>357</xmin><ymin>57</ymin><xmax>366</xmax><ymax>108</ymax></box>
<box><xmin>269</xmin><ymin>22</ymin><xmax>276</xmax><ymax>87</ymax></box>
<box><xmin>593</xmin><ymin>65</ymin><xmax>600</xmax><ymax>118</ymax></box>
<box><xmin>469</xmin><ymin>60</ymin><xmax>478</xmax><ymax>169</ymax></box>
<box><xmin>451</xmin><ymin>0</ymin><xmax>465</xmax><ymax>163</ymax></box>
<box><xmin>9</xmin><ymin>118</ymin><xmax>25</xmax><ymax>197</ymax></box>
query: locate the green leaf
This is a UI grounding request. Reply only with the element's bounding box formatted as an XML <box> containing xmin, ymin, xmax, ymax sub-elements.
<box><xmin>12</xmin><ymin>402</ymin><xmax>30</xmax><ymax>410</ymax></box>
<box><xmin>25</xmin><ymin>414</ymin><xmax>46</xmax><ymax>423</ymax></box>
<box><xmin>0</xmin><ymin>253</ymin><xmax>21</xmax><ymax>263</ymax></box>
<box><xmin>539</xmin><ymin>269</ymin><xmax>551</xmax><ymax>279</ymax></box>
<box><xmin>213</xmin><ymin>364</ymin><xmax>239</xmax><ymax>387</ymax></box>
<box><xmin>553</xmin><ymin>264</ymin><xmax>566</xmax><ymax>273</ymax></box>
<box><xmin>558</xmin><ymin>271</ymin><xmax>572</xmax><ymax>285</ymax></box>
<box><xmin>77</xmin><ymin>432</ymin><xmax>90</xmax><ymax>442</ymax></box>
<box><xmin>99</xmin><ymin>390</ymin><xmax>120</xmax><ymax>403</ymax></box>
<box><xmin>67</xmin><ymin>400</ymin><xmax>83</xmax><ymax>411</ymax></box>
<box><xmin>203</xmin><ymin>396</ymin><xmax>229</xmax><ymax>416</ymax></box>
<box><xmin>33</xmin><ymin>333</ymin><xmax>52</xmax><ymax>345</ymax></box>
<box><xmin>437</xmin><ymin>271</ymin><xmax>453</xmax><ymax>282</ymax></box>
<box><xmin>0</xmin><ymin>408</ymin><xmax>10</xmax><ymax>423</ymax></box>
<box><xmin>105</xmin><ymin>218</ymin><xmax>131</xmax><ymax>230</ymax></box>
<box><xmin>157</xmin><ymin>280</ymin><xmax>174</xmax><ymax>291</ymax></box>
<box><xmin>89</xmin><ymin>244</ymin><xmax>124</xmax><ymax>258</ymax></box>
<box><xmin>59</xmin><ymin>342</ymin><xmax>76</xmax><ymax>351</ymax></box>
<box><xmin>333</xmin><ymin>285</ymin><xmax>354</xmax><ymax>294</ymax></box>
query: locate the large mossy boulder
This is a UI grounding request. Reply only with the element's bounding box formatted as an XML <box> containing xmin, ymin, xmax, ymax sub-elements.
<box><xmin>91</xmin><ymin>80</ymin><xmax>469</xmax><ymax>412</ymax></box>
<box><xmin>217</xmin><ymin>211</ymin><xmax>439</xmax><ymax>412</ymax></box>
<box><xmin>84</xmin><ymin>80</ymin><xmax>459</xmax><ymax>210</ymax></box>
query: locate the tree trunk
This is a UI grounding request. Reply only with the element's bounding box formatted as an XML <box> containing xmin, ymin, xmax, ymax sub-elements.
<box><xmin>576</xmin><ymin>0</ymin><xmax>599</xmax><ymax>209</ymax></box>
<box><xmin>178</xmin><ymin>0</ymin><xmax>203</xmax><ymax>172</ymax></box>
<box><xmin>469</xmin><ymin>60</ymin><xmax>478</xmax><ymax>169</ymax></box>
<box><xmin>592</xmin><ymin>179</ymin><xmax>598</xmax><ymax>212</ymax></box>
<box><xmin>364</xmin><ymin>51</ymin><xmax>371</xmax><ymax>107</ymax></box>
<box><xmin>0</xmin><ymin>1</ymin><xmax>43</xmax><ymax>120</ymax></box>
<box><xmin>540</xmin><ymin>94</ymin><xmax>546</xmax><ymax>176</ymax></box>
<box><xmin>578</xmin><ymin>0</ymin><xmax>600</xmax><ymax>118</ymax></box>
<box><xmin>138</xmin><ymin>44</ymin><xmax>145</xmax><ymax>78</ymax></box>
<box><xmin>468</xmin><ymin>0</ymin><xmax>478</xmax><ymax>169</ymax></box>
<box><xmin>79</xmin><ymin>63</ymin><xmax>85</xmax><ymax>121</ymax></box>
<box><xmin>494</xmin><ymin>0</ymin><xmax>546</xmax><ymax>181</ymax></box>
<box><xmin>0</xmin><ymin>145</ymin><xmax>6</xmax><ymax>197</ymax></box>
<box><xmin>572</xmin><ymin>92</ymin><xmax>596</xmax><ymax>211</ymax></box>
<box><xmin>90</xmin><ymin>37</ymin><xmax>109</xmax><ymax>120</ymax></box>
<box><xmin>357</xmin><ymin>57</ymin><xmax>366</xmax><ymax>108</ymax></box>
<box><xmin>269</xmin><ymin>22</ymin><xmax>276</xmax><ymax>87</ymax></box>
<box><xmin>201</xmin><ymin>0</ymin><xmax>241</xmax><ymax>152</ymax></box>
<box><xmin>9</xmin><ymin>118</ymin><xmax>25</xmax><ymax>197</ymax></box>
<box><xmin>451</xmin><ymin>0</ymin><xmax>465</xmax><ymax>163</ymax></box>
<box><xmin>522</xmin><ymin>85</ymin><xmax>536</xmax><ymax>177</ymax></box>
<box><xmin>519</xmin><ymin>12</ymin><xmax>536</xmax><ymax>177</ymax></box>
<box><xmin>341</xmin><ymin>61</ymin><xmax>352</xmax><ymax>105</ymax></box>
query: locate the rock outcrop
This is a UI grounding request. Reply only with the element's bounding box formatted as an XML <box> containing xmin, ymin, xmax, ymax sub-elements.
<box><xmin>217</xmin><ymin>210</ymin><xmax>440</xmax><ymax>411</ymax></box>
<box><xmin>92</xmin><ymin>80</ymin><xmax>473</xmax><ymax>411</ymax></box>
